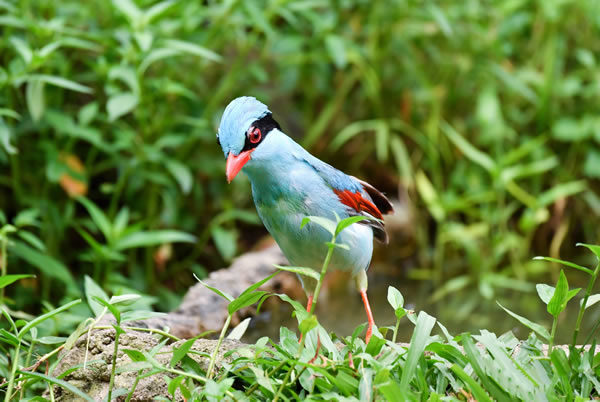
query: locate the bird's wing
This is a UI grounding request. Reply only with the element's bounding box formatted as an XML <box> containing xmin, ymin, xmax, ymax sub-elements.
<box><xmin>301</xmin><ymin>154</ymin><xmax>394</xmax><ymax>243</ymax></box>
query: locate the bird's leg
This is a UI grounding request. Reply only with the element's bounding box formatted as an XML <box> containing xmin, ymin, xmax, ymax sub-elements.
<box><xmin>355</xmin><ymin>270</ymin><xmax>374</xmax><ymax>343</ymax></box>
<box><xmin>360</xmin><ymin>288</ymin><xmax>374</xmax><ymax>343</ymax></box>
<box><xmin>306</xmin><ymin>294</ymin><xmax>314</xmax><ymax>313</ymax></box>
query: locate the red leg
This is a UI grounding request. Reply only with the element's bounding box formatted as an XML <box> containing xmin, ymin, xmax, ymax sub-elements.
<box><xmin>306</xmin><ymin>294</ymin><xmax>314</xmax><ymax>313</ymax></box>
<box><xmin>360</xmin><ymin>289</ymin><xmax>374</xmax><ymax>343</ymax></box>
<box><xmin>299</xmin><ymin>295</ymin><xmax>314</xmax><ymax>343</ymax></box>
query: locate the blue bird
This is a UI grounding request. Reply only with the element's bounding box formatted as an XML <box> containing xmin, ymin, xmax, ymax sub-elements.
<box><xmin>217</xmin><ymin>96</ymin><xmax>394</xmax><ymax>342</ymax></box>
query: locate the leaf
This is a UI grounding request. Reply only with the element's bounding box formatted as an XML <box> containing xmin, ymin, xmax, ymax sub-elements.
<box><xmin>166</xmin><ymin>159</ymin><xmax>193</xmax><ymax>194</ymax></box>
<box><xmin>299</xmin><ymin>315</ymin><xmax>318</xmax><ymax>334</ymax></box>
<box><xmin>497</xmin><ymin>301</ymin><xmax>550</xmax><ymax>341</ymax></box>
<box><xmin>227</xmin><ymin>291</ymin><xmax>266</xmax><ymax>315</ymax></box>
<box><xmin>77</xmin><ymin>197</ymin><xmax>112</xmax><ymax>242</ymax></box>
<box><xmin>301</xmin><ymin>216</ymin><xmax>336</xmax><ymax>236</ymax></box>
<box><xmin>163</xmin><ymin>39</ymin><xmax>222</xmax><ymax>63</ymax></box>
<box><xmin>115</xmin><ymin>230</ymin><xmax>196</xmax><ymax>250</ymax></box>
<box><xmin>10</xmin><ymin>36</ymin><xmax>33</xmax><ymax>64</ymax></box>
<box><xmin>78</xmin><ymin>102</ymin><xmax>98</xmax><ymax>126</ymax></box>
<box><xmin>123</xmin><ymin>348</ymin><xmax>147</xmax><ymax>362</ymax></box>
<box><xmin>9</xmin><ymin>241</ymin><xmax>76</xmax><ymax>290</ymax></box>
<box><xmin>0</xmin><ymin>117</ymin><xmax>17</xmax><ymax>154</ymax></box>
<box><xmin>18</xmin><ymin>299</ymin><xmax>81</xmax><ymax>339</ymax></box>
<box><xmin>210</xmin><ymin>226</ymin><xmax>236</xmax><ymax>261</ymax></box>
<box><xmin>195</xmin><ymin>277</ymin><xmax>234</xmax><ymax>302</ymax></box>
<box><xmin>450</xmin><ymin>364</ymin><xmax>493</xmax><ymax>402</ymax></box>
<box><xmin>0</xmin><ymin>274</ymin><xmax>35</xmax><ymax>289</ymax></box>
<box><xmin>22</xmin><ymin>74</ymin><xmax>93</xmax><ymax>94</ymax></box>
<box><xmin>111</xmin><ymin>0</ymin><xmax>142</xmax><ymax>24</ymax></box>
<box><xmin>107</xmin><ymin>92</ymin><xmax>138</xmax><ymax>121</ymax></box>
<box><xmin>170</xmin><ymin>335</ymin><xmax>201</xmax><ymax>367</ymax></box>
<box><xmin>93</xmin><ymin>296</ymin><xmax>121</xmax><ymax>323</ymax></box>
<box><xmin>532</xmin><ymin>256</ymin><xmax>593</xmax><ymax>275</ymax></box>
<box><xmin>387</xmin><ymin>286</ymin><xmax>404</xmax><ymax>310</ymax></box>
<box><xmin>26</xmin><ymin>79</ymin><xmax>45</xmax><ymax>122</ymax></box>
<box><xmin>274</xmin><ymin>264</ymin><xmax>319</xmax><ymax>281</ymax></box>
<box><xmin>325</xmin><ymin>34</ymin><xmax>347</xmax><ymax>69</ymax></box>
<box><xmin>536</xmin><ymin>284</ymin><xmax>554</xmax><ymax>305</ymax></box>
<box><xmin>18</xmin><ymin>371</ymin><xmax>94</xmax><ymax>401</ymax></box>
<box><xmin>400</xmin><ymin>311</ymin><xmax>436</xmax><ymax>389</ymax></box>
<box><xmin>582</xmin><ymin>294</ymin><xmax>600</xmax><ymax>310</ymax></box>
<box><xmin>84</xmin><ymin>275</ymin><xmax>109</xmax><ymax>317</ymax></box>
<box><xmin>440</xmin><ymin>121</ymin><xmax>496</xmax><ymax>172</ymax></box>
<box><xmin>547</xmin><ymin>270</ymin><xmax>569</xmax><ymax>317</ymax></box>
<box><xmin>335</xmin><ymin>215</ymin><xmax>370</xmax><ymax>237</ymax></box>
<box><xmin>109</xmin><ymin>294</ymin><xmax>141</xmax><ymax>305</ymax></box>
<box><xmin>577</xmin><ymin>243</ymin><xmax>600</xmax><ymax>260</ymax></box>
<box><xmin>227</xmin><ymin>317</ymin><xmax>251</xmax><ymax>340</ymax></box>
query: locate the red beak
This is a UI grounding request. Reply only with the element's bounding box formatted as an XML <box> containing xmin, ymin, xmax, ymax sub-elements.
<box><xmin>226</xmin><ymin>150</ymin><xmax>252</xmax><ymax>183</ymax></box>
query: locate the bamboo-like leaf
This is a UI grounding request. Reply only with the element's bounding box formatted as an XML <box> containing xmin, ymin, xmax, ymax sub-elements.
<box><xmin>18</xmin><ymin>299</ymin><xmax>81</xmax><ymax>339</ymax></box>
<box><xmin>274</xmin><ymin>264</ymin><xmax>319</xmax><ymax>280</ymax></box>
<box><xmin>497</xmin><ymin>302</ymin><xmax>550</xmax><ymax>341</ymax></box>
<box><xmin>18</xmin><ymin>371</ymin><xmax>94</xmax><ymax>401</ymax></box>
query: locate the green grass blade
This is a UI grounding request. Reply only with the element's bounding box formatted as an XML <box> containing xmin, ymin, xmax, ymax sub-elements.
<box><xmin>18</xmin><ymin>370</ymin><xmax>94</xmax><ymax>401</ymax></box>
<box><xmin>18</xmin><ymin>299</ymin><xmax>81</xmax><ymax>339</ymax></box>
<box><xmin>400</xmin><ymin>311</ymin><xmax>436</xmax><ymax>389</ymax></box>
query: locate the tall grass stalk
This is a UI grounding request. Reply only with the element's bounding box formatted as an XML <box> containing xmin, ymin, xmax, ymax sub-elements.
<box><xmin>572</xmin><ymin>260</ymin><xmax>600</xmax><ymax>347</ymax></box>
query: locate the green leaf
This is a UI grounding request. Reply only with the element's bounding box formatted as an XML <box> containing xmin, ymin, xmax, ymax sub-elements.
<box><xmin>166</xmin><ymin>159</ymin><xmax>193</xmax><ymax>194</ymax></box>
<box><xmin>335</xmin><ymin>215</ymin><xmax>370</xmax><ymax>237</ymax></box>
<box><xmin>84</xmin><ymin>275</ymin><xmax>109</xmax><ymax>317</ymax></box>
<box><xmin>577</xmin><ymin>243</ymin><xmax>600</xmax><ymax>260</ymax></box>
<box><xmin>400</xmin><ymin>311</ymin><xmax>436</xmax><ymax>389</ymax></box>
<box><xmin>301</xmin><ymin>216</ymin><xmax>336</xmax><ymax>236</ymax></box>
<box><xmin>536</xmin><ymin>284</ymin><xmax>554</xmax><ymax>305</ymax></box>
<box><xmin>93</xmin><ymin>296</ymin><xmax>120</xmax><ymax>323</ymax></box>
<box><xmin>9</xmin><ymin>241</ymin><xmax>76</xmax><ymax>290</ymax></box>
<box><xmin>22</xmin><ymin>74</ymin><xmax>93</xmax><ymax>94</ymax></box>
<box><xmin>274</xmin><ymin>264</ymin><xmax>319</xmax><ymax>281</ymax></box>
<box><xmin>115</xmin><ymin>230</ymin><xmax>196</xmax><ymax>250</ymax></box>
<box><xmin>440</xmin><ymin>121</ymin><xmax>495</xmax><ymax>172</ymax></box>
<box><xmin>195</xmin><ymin>277</ymin><xmax>234</xmax><ymax>302</ymax></box>
<box><xmin>0</xmin><ymin>274</ymin><xmax>35</xmax><ymax>289</ymax></box>
<box><xmin>325</xmin><ymin>34</ymin><xmax>347</xmax><ymax>69</ymax></box>
<box><xmin>547</xmin><ymin>270</ymin><xmax>569</xmax><ymax>317</ymax></box>
<box><xmin>123</xmin><ymin>348</ymin><xmax>147</xmax><ymax>362</ymax></box>
<box><xmin>26</xmin><ymin>79</ymin><xmax>45</xmax><ymax>122</ymax></box>
<box><xmin>497</xmin><ymin>301</ymin><xmax>550</xmax><ymax>341</ymax></box>
<box><xmin>533</xmin><ymin>256</ymin><xmax>593</xmax><ymax>275</ymax></box>
<box><xmin>110</xmin><ymin>294</ymin><xmax>141</xmax><ymax>305</ymax></box>
<box><xmin>227</xmin><ymin>291</ymin><xmax>266</xmax><ymax>315</ymax></box>
<box><xmin>163</xmin><ymin>39</ymin><xmax>222</xmax><ymax>63</ymax></box>
<box><xmin>77</xmin><ymin>197</ymin><xmax>112</xmax><ymax>242</ymax></box>
<box><xmin>450</xmin><ymin>364</ymin><xmax>493</xmax><ymax>402</ymax></box>
<box><xmin>107</xmin><ymin>92</ymin><xmax>138</xmax><ymax>121</ymax></box>
<box><xmin>299</xmin><ymin>314</ymin><xmax>318</xmax><ymax>334</ymax></box>
<box><xmin>0</xmin><ymin>117</ymin><xmax>17</xmax><ymax>154</ymax></box>
<box><xmin>210</xmin><ymin>226</ymin><xmax>236</xmax><ymax>261</ymax></box>
<box><xmin>582</xmin><ymin>294</ymin><xmax>600</xmax><ymax>310</ymax></box>
<box><xmin>18</xmin><ymin>371</ymin><xmax>94</xmax><ymax>401</ymax></box>
<box><xmin>18</xmin><ymin>299</ymin><xmax>81</xmax><ymax>339</ymax></box>
<box><xmin>387</xmin><ymin>286</ymin><xmax>404</xmax><ymax>310</ymax></box>
<box><xmin>550</xmin><ymin>348</ymin><xmax>574</xmax><ymax>398</ymax></box>
<box><xmin>170</xmin><ymin>335</ymin><xmax>201</xmax><ymax>367</ymax></box>
<box><xmin>227</xmin><ymin>317</ymin><xmax>251</xmax><ymax>340</ymax></box>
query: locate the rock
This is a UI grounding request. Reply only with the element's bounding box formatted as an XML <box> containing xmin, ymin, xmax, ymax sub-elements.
<box><xmin>52</xmin><ymin>328</ymin><xmax>243</xmax><ymax>401</ymax></box>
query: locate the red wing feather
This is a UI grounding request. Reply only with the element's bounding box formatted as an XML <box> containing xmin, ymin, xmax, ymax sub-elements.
<box><xmin>333</xmin><ymin>189</ymin><xmax>384</xmax><ymax>220</ymax></box>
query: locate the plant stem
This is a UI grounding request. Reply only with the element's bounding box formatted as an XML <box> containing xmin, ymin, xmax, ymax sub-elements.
<box><xmin>310</xmin><ymin>240</ymin><xmax>336</xmax><ymax>313</ymax></box>
<box><xmin>5</xmin><ymin>341</ymin><xmax>21</xmax><ymax>402</ymax></box>
<box><xmin>572</xmin><ymin>262</ymin><xmax>600</xmax><ymax>347</ymax></box>
<box><xmin>549</xmin><ymin>317</ymin><xmax>557</xmax><ymax>351</ymax></box>
<box><xmin>392</xmin><ymin>317</ymin><xmax>400</xmax><ymax>344</ymax></box>
<box><xmin>207</xmin><ymin>314</ymin><xmax>232</xmax><ymax>379</ymax></box>
<box><xmin>1</xmin><ymin>234</ymin><xmax>7</xmax><ymax>305</ymax></box>
<box><xmin>107</xmin><ymin>326</ymin><xmax>121</xmax><ymax>402</ymax></box>
<box><xmin>125</xmin><ymin>370</ymin><xmax>143</xmax><ymax>402</ymax></box>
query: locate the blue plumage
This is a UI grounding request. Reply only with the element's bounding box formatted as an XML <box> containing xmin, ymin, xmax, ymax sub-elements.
<box><xmin>217</xmin><ymin>96</ymin><xmax>394</xmax><ymax>341</ymax></box>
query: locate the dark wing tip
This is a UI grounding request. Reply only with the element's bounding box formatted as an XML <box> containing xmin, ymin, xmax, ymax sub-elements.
<box><xmin>355</xmin><ymin>178</ymin><xmax>394</xmax><ymax>215</ymax></box>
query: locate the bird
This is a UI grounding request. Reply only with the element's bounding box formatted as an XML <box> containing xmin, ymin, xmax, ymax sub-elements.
<box><xmin>217</xmin><ymin>96</ymin><xmax>394</xmax><ymax>342</ymax></box>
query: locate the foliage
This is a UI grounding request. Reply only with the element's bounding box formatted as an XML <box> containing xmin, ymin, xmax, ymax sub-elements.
<box><xmin>1</xmin><ymin>217</ymin><xmax>599</xmax><ymax>399</ymax></box>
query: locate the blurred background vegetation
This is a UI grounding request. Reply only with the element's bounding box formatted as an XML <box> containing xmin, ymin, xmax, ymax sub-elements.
<box><xmin>1</xmin><ymin>0</ymin><xmax>599</xmax><ymax>332</ymax></box>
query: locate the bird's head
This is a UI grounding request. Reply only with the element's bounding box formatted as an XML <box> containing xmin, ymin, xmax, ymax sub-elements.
<box><xmin>217</xmin><ymin>96</ymin><xmax>281</xmax><ymax>182</ymax></box>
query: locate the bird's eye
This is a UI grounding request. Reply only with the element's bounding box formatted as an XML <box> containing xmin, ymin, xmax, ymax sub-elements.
<box><xmin>248</xmin><ymin>127</ymin><xmax>262</xmax><ymax>144</ymax></box>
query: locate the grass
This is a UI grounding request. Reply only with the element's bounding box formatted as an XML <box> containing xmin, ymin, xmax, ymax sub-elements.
<box><xmin>1</xmin><ymin>216</ymin><xmax>600</xmax><ymax>400</ymax></box>
<box><xmin>1</xmin><ymin>0</ymin><xmax>600</xmax><ymax>399</ymax></box>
